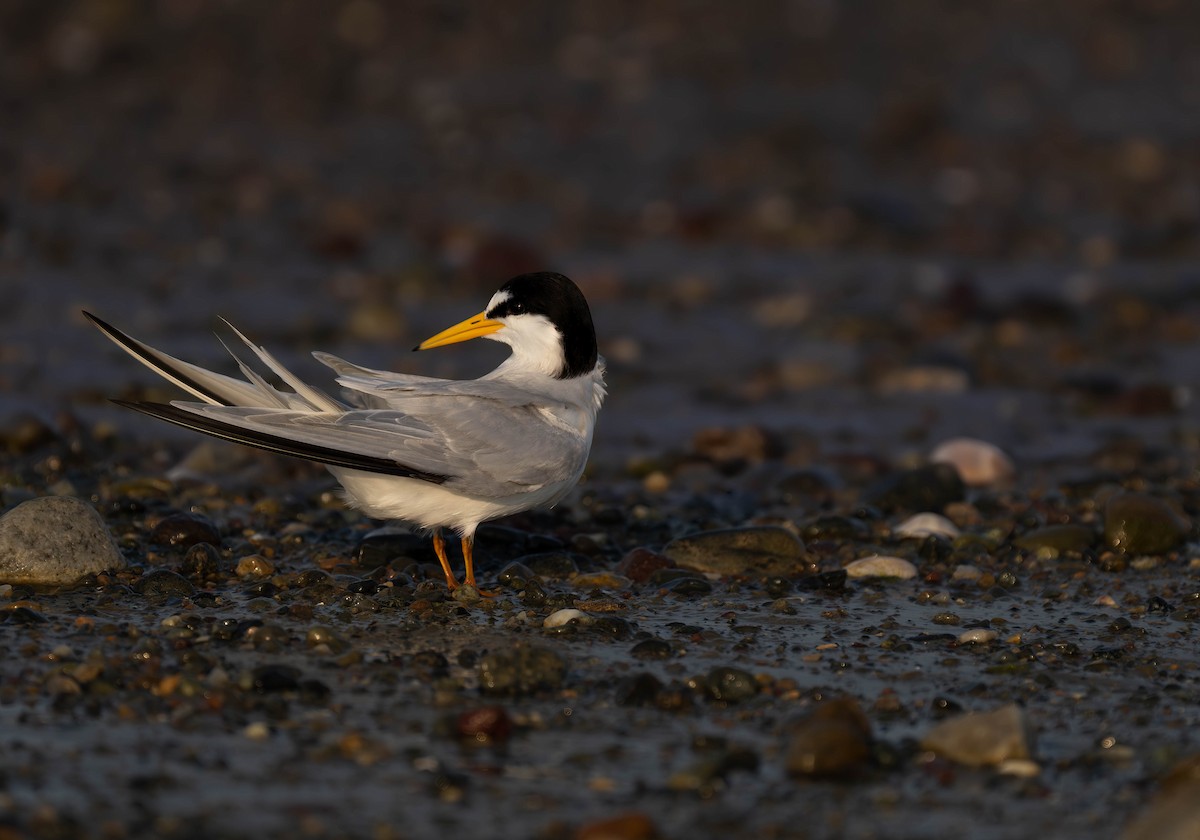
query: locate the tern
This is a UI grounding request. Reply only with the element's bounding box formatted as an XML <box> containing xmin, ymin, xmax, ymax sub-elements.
<box><xmin>84</xmin><ymin>271</ymin><xmax>605</xmax><ymax>592</ymax></box>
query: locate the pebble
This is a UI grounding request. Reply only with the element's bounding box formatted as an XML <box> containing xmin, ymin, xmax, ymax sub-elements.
<box><xmin>149</xmin><ymin>511</ymin><xmax>222</xmax><ymax>548</ymax></box>
<box><xmin>521</xmin><ymin>551</ymin><xmax>582</xmax><ymax>578</ymax></box>
<box><xmin>456</xmin><ymin>705</ymin><xmax>513</xmax><ymax>744</ymax></box>
<box><xmin>0</xmin><ymin>496</ymin><xmax>125</xmax><ymax>585</ymax></box>
<box><xmin>785</xmin><ymin>696</ymin><xmax>874</xmax><ymax>778</ymax></box>
<box><xmin>929</xmin><ymin>437</ymin><xmax>1016</xmax><ymax>486</ymax></box>
<box><xmin>695</xmin><ymin>666</ymin><xmax>758</xmax><ymax>704</ymax></box>
<box><xmin>575</xmin><ymin>811</ymin><xmax>661</xmax><ymax>840</ymax></box>
<box><xmin>863</xmin><ymin>464</ymin><xmax>965</xmax><ymax>513</ymax></box>
<box><xmin>356</xmin><ymin>528</ymin><xmax>431</xmax><ymax>566</ymax></box>
<box><xmin>1104</xmin><ymin>493</ymin><xmax>1190</xmax><ymax>555</ymax></box>
<box><xmin>243</xmin><ymin>722</ymin><xmax>271</xmax><ymax>741</ymax></box>
<box><xmin>544</xmin><ymin>608</ymin><xmax>592</xmax><ymax>628</ymax></box>
<box><xmin>572</xmin><ymin>571</ymin><xmax>632</xmax><ymax>590</ymax></box>
<box><xmin>614</xmin><ymin>547</ymin><xmax>674</xmax><ymax>583</ymax></box>
<box><xmin>951</xmin><ymin>564</ymin><xmax>983</xmax><ymax>582</ymax></box>
<box><xmin>774</xmin><ymin>468</ymin><xmax>841</xmax><ymax>506</ymax></box>
<box><xmin>629</xmin><ymin>639</ymin><xmax>673</xmax><ymax>660</ymax></box>
<box><xmin>136</xmin><ymin>569</ymin><xmax>196</xmax><ymax>601</ymax></box>
<box><xmin>894</xmin><ymin>512</ymin><xmax>960</xmax><ymax>539</ymax></box>
<box><xmin>663</xmin><ymin>526</ymin><xmax>806</xmax><ymax>577</ymax></box>
<box><xmin>236</xmin><ymin>555</ymin><xmax>276</xmax><ymax>578</ymax></box>
<box><xmin>845</xmin><ymin>555</ymin><xmax>918</xmax><ymax>580</ymax></box>
<box><xmin>0</xmin><ymin>410</ymin><xmax>58</xmax><ymax>453</ymax></box>
<box><xmin>478</xmin><ymin>645</ymin><xmax>568</xmax><ymax>696</ymax></box>
<box><xmin>920</xmin><ymin>703</ymin><xmax>1032</xmax><ymax>766</ymax></box>
<box><xmin>691</xmin><ymin>424</ymin><xmax>781</xmax><ymax>465</ymax></box>
<box><xmin>957</xmin><ymin>628</ymin><xmax>997</xmax><ymax>644</ymax></box>
<box><xmin>801</xmin><ymin>514</ymin><xmax>871</xmax><ymax>542</ymax></box>
<box><xmin>179</xmin><ymin>542</ymin><xmax>224</xmax><ymax>581</ymax></box>
<box><xmin>1014</xmin><ymin>524</ymin><xmax>1097</xmax><ymax>554</ymax></box>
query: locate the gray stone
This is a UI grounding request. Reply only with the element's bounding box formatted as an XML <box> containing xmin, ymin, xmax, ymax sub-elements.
<box><xmin>664</xmin><ymin>526</ymin><xmax>806</xmax><ymax>577</ymax></box>
<box><xmin>0</xmin><ymin>496</ymin><xmax>124</xmax><ymax>585</ymax></box>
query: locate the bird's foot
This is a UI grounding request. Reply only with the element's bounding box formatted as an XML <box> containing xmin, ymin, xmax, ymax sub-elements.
<box><xmin>451</xmin><ymin>578</ymin><xmax>500</xmax><ymax>600</ymax></box>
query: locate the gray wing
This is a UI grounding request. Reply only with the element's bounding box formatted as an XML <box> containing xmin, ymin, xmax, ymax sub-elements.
<box><xmin>314</xmin><ymin>351</ymin><xmax>541</xmax><ymax>410</ymax></box>
<box><xmin>128</xmin><ymin>395</ymin><xmax>586</xmax><ymax>499</ymax></box>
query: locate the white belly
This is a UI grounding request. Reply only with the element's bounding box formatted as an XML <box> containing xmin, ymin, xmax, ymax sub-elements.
<box><xmin>328</xmin><ymin>467</ymin><xmax>573</xmax><ymax>536</ymax></box>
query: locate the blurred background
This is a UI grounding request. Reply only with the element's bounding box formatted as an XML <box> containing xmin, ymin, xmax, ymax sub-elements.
<box><xmin>4</xmin><ymin>0</ymin><xmax>1200</xmax><ymax>470</ymax></box>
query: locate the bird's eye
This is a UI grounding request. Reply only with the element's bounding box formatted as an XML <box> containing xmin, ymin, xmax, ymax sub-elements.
<box><xmin>510</xmin><ymin>302</ymin><xmax>526</xmax><ymax>315</ymax></box>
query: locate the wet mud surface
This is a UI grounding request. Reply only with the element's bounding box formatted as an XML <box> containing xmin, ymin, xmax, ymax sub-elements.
<box><xmin>4</xmin><ymin>2</ymin><xmax>1200</xmax><ymax>839</ymax></box>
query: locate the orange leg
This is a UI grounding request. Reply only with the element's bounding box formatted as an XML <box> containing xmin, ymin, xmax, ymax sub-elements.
<box><xmin>461</xmin><ymin>535</ymin><xmax>498</xmax><ymax>597</ymax></box>
<box><xmin>432</xmin><ymin>529</ymin><xmax>459</xmax><ymax>590</ymax></box>
<box><xmin>462</xmin><ymin>535</ymin><xmax>477</xmax><ymax>589</ymax></box>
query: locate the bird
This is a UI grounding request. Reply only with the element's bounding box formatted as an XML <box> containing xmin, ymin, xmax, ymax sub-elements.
<box><xmin>83</xmin><ymin>271</ymin><xmax>605</xmax><ymax>592</ymax></box>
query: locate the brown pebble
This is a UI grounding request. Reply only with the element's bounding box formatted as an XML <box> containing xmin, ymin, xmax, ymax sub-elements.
<box><xmin>236</xmin><ymin>555</ymin><xmax>275</xmax><ymax>578</ymax></box>
<box><xmin>457</xmin><ymin>705</ymin><xmax>513</xmax><ymax>744</ymax></box>
<box><xmin>785</xmin><ymin>696</ymin><xmax>873</xmax><ymax>778</ymax></box>
<box><xmin>614</xmin><ymin>547</ymin><xmax>674</xmax><ymax>583</ymax></box>
<box><xmin>150</xmin><ymin>512</ymin><xmax>221</xmax><ymax>549</ymax></box>
<box><xmin>576</xmin><ymin>811</ymin><xmax>661</xmax><ymax>840</ymax></box>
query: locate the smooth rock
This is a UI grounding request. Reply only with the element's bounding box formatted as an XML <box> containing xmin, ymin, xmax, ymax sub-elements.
<box><xmin>664</xmin><ymin>526</ymin><xmax>806</xmax><ymax>577</ymax></box>
<box><xmin>615</xmin><ymin>547</ymin><xmax>673</xmax><ymax>583</ymax></box>
<box><xmin>786</xmin><ymin>696</ymin><xmax>873</xmax><ymax>778</ymax></box>
<box><xmin>697</xmin><ymin>667</ymin><xmax>758</xmax><ymax>704</ymax></box>
<box><xmin>920</xmin><ymin>703</ymin><xmax>1032</xmax><ymax>766</ymax></box>
<box><xmin>456</xmin><ymin>705</ymin><xmax>513</xmax><ymax>744</ymax></box>
<box><xmin>800</xmin><ymin>514</ymin><xmax>871</xmax><ymax>542</ymax></box>
<box><xmin>150</xmin><ymin>511</ymin><xmax>221</xmax><ymax>549</ymax></box>
<box><xmin>236</xmin><ymin>555</ymin><xmax>275</xmax><ymax>578</ymax></box>
<box><xmin>135</xmin><ymin>569</ymin><xmax>196</xmax><ymax>601</ymax></box>
<box><xmin>544</xmin><ymin>608</ymin><xmax>592</xmax><ymax>628</ymax></box>
<box><xmin>571</xmin><ymin>571</ymin><xmax>632</xmax><ymax>590</ymax></box>
<box><xmin>0</xmin><ymin>496</ymin><xmax>124</xmax><ymax>585</ymax></box>
<box><xmin>929</xmin><ymin>437</ymin><xmax>1016</xmax><ymax>486</ymax></box>
<box><xmin>179</xmin><ymin>542</ymin><xmax>224</xmax><ymax>581</ymax></box>
<box><xmin>1104</xmin><ymin>493</ymin><xmax>1190</xmax><ymax>555</ymax></box>
<box><xmin>356</xmin><ymin>528</ymin><xmax>432</xmax><ymax>566</ymax></box>
<box><xmin>957</xmin><ymin>628</ymin><xmax>997</xmax><ymax>644</ymax></box>
<box><xmin>864</xmin><ymin>464</ymin><xmax>965</xmax><ymax>513</ymax></box>
<box><xmin>894</xmin><ymin>512</ymin><xmax>960</xmax><ymax>539</ymax></box>
<box><xmin>845</xmin><ymin>555</ymin><xmax>918</xmax><ymax>580</ymax></box>
<box><xmin>951</xmin><ymin>564</ymin><xmax>983</xmax><ymax>582</ymax></box>
<box><xmin>478</xmin><ymin>645</ymin><xmax>567</xmax><ymax>696</ymax></box>
<box><xmin>1015</xmin><ymin>524</ymin><xmax>1097</xmax><ymax>554</ymax></box>
<box><xmin>0</xmin><ymin>411</ymin><xmax>58</xmax><ymax>453</ymax></box>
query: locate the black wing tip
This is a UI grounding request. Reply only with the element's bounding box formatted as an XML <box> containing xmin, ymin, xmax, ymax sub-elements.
<box><xmin>86</xmin><ymin>315</ymin><xmax>236</xmax><ymax>408</ymax></box>
<box><xmin>82</xmin><ymin>310</ymin><xmax>116</xmax><ymax>334</ymax></box>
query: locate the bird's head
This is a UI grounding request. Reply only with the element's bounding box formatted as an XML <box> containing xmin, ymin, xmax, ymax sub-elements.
<box><xmin>416</xmin><ymin>272</ymin><xmax>598</xmax><ymax>380</ymax></box>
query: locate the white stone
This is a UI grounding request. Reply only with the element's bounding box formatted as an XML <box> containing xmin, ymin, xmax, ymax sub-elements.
<box><xmin>930</xmin><ymin>437</ymin><xmax>1016</xmax><ymax>486</ymax></box>
<box><xmin>895</xmin><ymin>512</ymin><xmax>961</xmax><ymax>539</ymax></box>
<box><xmin>845</xmin><ymin>555</ymin><xmax>918</xmax><ymax>580</ymax></box>
<box><xmin>957</xmin><ymin>628</ymin><xmax>997</xmax><ymax>644</ymax></box>
<box><xmin>543</xmin><ymin>608</ymin><xmax>592</xmax><ymax>628</ymax></box>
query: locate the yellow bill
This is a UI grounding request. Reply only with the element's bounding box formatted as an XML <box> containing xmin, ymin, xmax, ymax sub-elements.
<box><xmin>415</xmin><ymin>310</ymin><xmax>503</xmax><ymax>350</ymax></box>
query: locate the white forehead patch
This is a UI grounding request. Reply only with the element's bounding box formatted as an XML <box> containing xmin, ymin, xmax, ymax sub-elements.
<box><xmin>485</xmin><ymin>289</ymin><xmax>511</xmax><ymax>315</ymax></box>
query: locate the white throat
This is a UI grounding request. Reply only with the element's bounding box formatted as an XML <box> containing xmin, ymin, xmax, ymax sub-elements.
<box><xmin>487</xmin><ymin>314</ymin><xmax>566</xmax><ymax>378</ymax></box>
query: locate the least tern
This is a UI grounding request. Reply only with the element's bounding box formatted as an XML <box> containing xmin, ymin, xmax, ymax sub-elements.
<box><xmin>84</xmin><ymin>271</ymin><xmax>605</xmax><ymax>591</ymax></box>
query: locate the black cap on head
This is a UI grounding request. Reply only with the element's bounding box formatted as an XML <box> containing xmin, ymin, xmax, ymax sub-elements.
<box><xmin>488</xmin><ymin>272</ymin><xmax>598</xmax><ymax>379</ymax></box>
